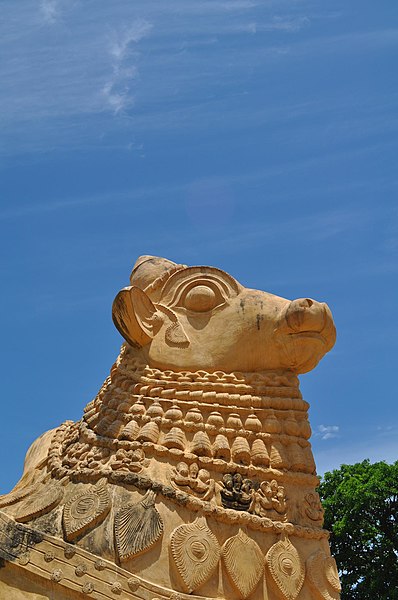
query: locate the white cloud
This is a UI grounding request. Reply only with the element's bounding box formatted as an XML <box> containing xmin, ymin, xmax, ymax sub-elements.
<box><xmin>264</xmin><ymin>16</ymin><xmax>310</xmax><ymax>32</ymax></box>
<box><xmin>102</xmin><ymin>20</ymin><xmax>152</xmax><ymax>113</ymax></box>
<box><xmin>109</xmin><ymin>20</ymin><xmax>152</xmax><ymax>60</ymax></box>
<box><xmin>0</xmin><ymin>4</ymin><xmax>154</xmax><ymax>148</ymax></box>
<box><xmin>317</xmin><ymin>424</ymin><xmax>340</xmax><ymax>440</ymax></box>
<box><xmin>39</xmin><ymin>0</ymin><xmax>58</xmax><ymax>24</ymax></box>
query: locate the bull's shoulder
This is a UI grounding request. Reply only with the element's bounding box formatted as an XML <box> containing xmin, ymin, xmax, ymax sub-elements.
<box><xmin>22</xmin><ymin>428</ymin><xmax>56</xmax><ymax>476</ymax></box>
<box><xmin>1</xmin><ymin>429</ymin><xmax>56</xmax><ymax>499</ymax></box>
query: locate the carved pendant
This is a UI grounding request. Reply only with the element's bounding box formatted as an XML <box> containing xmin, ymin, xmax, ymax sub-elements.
<box><xmin>63</xmin><ymin>478</ymin><xmax>111</xmax><ymax>541</ymax></box>
<box><xmin>170</xmin><ymin>516</ymin><xmax>220</xmax><ymax>593</ymax></box>
<box><xmin>307</xmin><ymin>550</ymin><xmax>341</xmax><ymax>600</ymax></box>
<box><xmin>114</xmin><ymin>490</ymin><xmax>163</xmax><ymax>562</ymax></box>
<box><xmin>222</xmin><ymin>529</ymin><xmax>264</xmax><ymax>599</ymax></box>
<box><xmin>266</xmin><ymin>536</ymin><xmax>305</xmax><ymax>600</ymax></box>
<box><xmin>13</xmin><ymin>480</ymin><xmax>63</xmax><ymax>523</ymax></box>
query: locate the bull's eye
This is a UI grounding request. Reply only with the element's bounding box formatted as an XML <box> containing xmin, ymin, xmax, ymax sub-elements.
<box><xmin>184</xmin><ymin>286</ymin><xmax>217</xmax><ymax>312</ymax></box>
<box><xmin>168</xmin><ymin>277</ymin><xmax>229</xmax><ymax>313</ymax></box>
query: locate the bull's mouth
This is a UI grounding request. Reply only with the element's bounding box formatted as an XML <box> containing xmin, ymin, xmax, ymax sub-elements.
<box><xmin>287</xmin><ymin>331</ymin><xmax>326</xmax><ymax>343</ymax></box>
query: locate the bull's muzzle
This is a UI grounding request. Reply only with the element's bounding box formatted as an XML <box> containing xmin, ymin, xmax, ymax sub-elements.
<box><xmin>281</xmin><ymin>298</ymin><xmax>336</xmax><ymax>352</ymax></box>
<box><xmin>285</xmin><ymin>298</ymin><xmax>326</xmax><ymax>333</ymax></box>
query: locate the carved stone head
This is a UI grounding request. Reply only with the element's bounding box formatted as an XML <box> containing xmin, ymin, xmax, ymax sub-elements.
<box><xmin>112</xmin><ymin>255</ymin><xmax>336</xmax><ymax>374</ymax></box>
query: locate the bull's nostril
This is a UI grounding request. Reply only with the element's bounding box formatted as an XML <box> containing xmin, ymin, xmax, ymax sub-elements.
<box><xmin>285</xmin><ymin>298</ymin><xmax>320</xmax><ymax>331</ymax></box>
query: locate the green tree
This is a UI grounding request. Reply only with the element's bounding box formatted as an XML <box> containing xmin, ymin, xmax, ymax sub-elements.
<box><xmin>318</xmin><ymin>460</ymin><xmax>398</xmax><ymax>599</ymax></box>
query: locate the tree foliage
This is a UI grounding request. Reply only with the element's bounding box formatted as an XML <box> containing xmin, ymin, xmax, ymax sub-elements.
<box><xmin>318</xmin><ymin>460</ymin><xmax>398</xmax><ymax>599</ymax></box>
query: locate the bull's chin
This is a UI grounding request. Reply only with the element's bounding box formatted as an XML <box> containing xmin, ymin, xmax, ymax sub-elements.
<box><xmin>281</xmin><ymin>334</ymin><xmax>328</xmax><ymax>374</ymax></box>
<box><xmin>288</xmin><ymin>331</ymin><xmax>326</xmax><ymax>342</ymax></box>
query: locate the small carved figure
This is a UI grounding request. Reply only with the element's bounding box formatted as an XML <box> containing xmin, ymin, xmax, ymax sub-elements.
<box><xmin>171</xmin><ymin>462</ymin><xmax>217</xmax><ymax>502</ymax></box>
<box><xmin>172</xmin><ymin>461</ymin><xmax>190</xmax><ymax>487</ymax></box>
<box><xmin>241</xmin><ymin>479</ymin><xmax>288</xmax><ymax>519</ymax></box>
<box><xmin>304</xmin><ymin>492</ymin><xmax>324</xmax><ymax>522</ymax></box>
<box><xmin>109</xmin><ymin>447</ymin><xmax>147</xmax><ymax>472</ymax></box>
<box><xmin>220</xmin><ymin>473</ymin><xmax>253</xmax><ymax>511</ymax></box>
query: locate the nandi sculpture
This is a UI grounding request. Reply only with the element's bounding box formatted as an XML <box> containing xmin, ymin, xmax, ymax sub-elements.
<box><xmin>0</xmin><ymin>256</ymin><xmax>341</xmax><ymax>600</ymax></box>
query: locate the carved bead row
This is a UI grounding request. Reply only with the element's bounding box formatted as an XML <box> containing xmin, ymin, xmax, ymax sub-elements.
<box><xmin>86</xmin><ymin>400</ymin><xmax>311</xmax><ymax>440</ymax></box>
<box><xmin>83</xmin><ymin>422</ymin><xmax>314</xmax><ymax>472</ymax></box>
<box><xmin>75</xmin><ymin>420</ymin><xmax>316</xmax><ymax>476</ymax></box>
<box><xmin>112</xmin><ymin>352</ymin><xmax>300</xmax><ymax>391</ymax></box>
<box><xmin>89</xmin><ymin>386</ymin><xmax>306</xmax><ymax>414</ymax></box>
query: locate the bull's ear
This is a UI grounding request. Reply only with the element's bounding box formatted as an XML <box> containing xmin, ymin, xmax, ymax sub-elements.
<box><xmin>112</xmin><ymin>286</ymin><xmax>156</xmax><ymax>348</ymax></box>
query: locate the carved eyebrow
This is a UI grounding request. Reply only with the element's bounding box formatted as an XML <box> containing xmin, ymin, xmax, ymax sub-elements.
<box><xmin>158</xmin><ymin>267</ymin><xmax>240</xmax><ymax>305</ymax></box>
<box><xmin>163</xmin><ymin>279</ymin><xmax>237</xmax><ymax>308</ymax></box>
<box><xmin>166</xmin><ymin>278</ymin><xmax>229</xmax><ymax>309</ymax></box>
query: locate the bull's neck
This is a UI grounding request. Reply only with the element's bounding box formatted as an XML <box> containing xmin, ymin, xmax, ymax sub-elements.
<box><xmin>83</xmin><ymin>345</ymin><xmax>310</xmax><ymax>441</ymax></box>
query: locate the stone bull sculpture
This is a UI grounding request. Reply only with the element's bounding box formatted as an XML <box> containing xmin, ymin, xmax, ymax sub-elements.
<box><xmin>0</xmin><ymin>256</ymin><xmax>341</xmax><ymax>600</ymax></box>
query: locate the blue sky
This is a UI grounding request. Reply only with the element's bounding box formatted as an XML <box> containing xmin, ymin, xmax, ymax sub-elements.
<box><xmin>1</xmin><ymin>0</ymin><xmax>397</xmax><ymax>493</ymax></box>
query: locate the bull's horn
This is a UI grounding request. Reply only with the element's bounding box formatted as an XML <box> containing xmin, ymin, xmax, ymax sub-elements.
<box><xmin>130</xmin><ymin>255</ymin><xmax>185</xmax><ymax>301</ymax></box>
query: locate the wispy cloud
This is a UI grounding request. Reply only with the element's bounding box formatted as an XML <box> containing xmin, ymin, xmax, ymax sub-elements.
<box><xmin>0</xmin><ymin>3</ymin><xmax>153</xmax><ymax>147</ymax></box>
<box><xmin>103</xmin><ymin>20</ymin><xmax>152</xmax><ymax>113</ymax></box>
<box><xmin>39</xmin><ymin>0</ymin><xmax>58</xmax><ymax>24</ymax></box>
<box><xmin>259</xmin><ymin>15</ymin><xmax>310</xmax><ymax>32</ymax></box>
<box><xmin>0</xmin><ymin>182</ymin><xmax>187</xmax><ymax>220</ymax></box>
<box><xmin>376</xmin><ymin>425</ymin><xmax>398</xmax><ymax>437</ymax></box>
<box><xmin>316</xmin><ymin>424</ymin><xmax>340</xmax><ymax>440</ymax></box>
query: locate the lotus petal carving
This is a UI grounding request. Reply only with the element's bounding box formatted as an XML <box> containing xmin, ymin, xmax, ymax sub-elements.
<box><xmin>170</xmin><ymin>516</ymin><xmax>220</xmax><ymax>592</ymax></box>
<box><xmin>63</xmin><ymin>478</ymin><xmax>110</xmax><ymax>541</ymax></box>
<box><xmin>266</xmin><ymin>536</ymin><xmax>304</xmax><ymax>600</ymax></box>
<box><xmin>13</xmin><ymin>480</ymin><xmax>63</xmax><ymax>523</ymax></box>
<box><xmin>114</xmin><ymin>490</ymin><xmax>163</xmax><ymax>562</ymax></box>
<box><xmin>307</xmin><ymin>549</ymin><xmax>341</xmax><ymax>600</ymax></box>
<box><xmin>222</xmin><ymin>529</ymin><xmax>264</xmax><ymax>599</ymax></box>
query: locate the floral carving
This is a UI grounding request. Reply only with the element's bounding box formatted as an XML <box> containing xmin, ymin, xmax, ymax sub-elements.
<box><xmin>62</xmin><ymin>478</ymin><xmax>111</xmax><ymax>541</ymax></box>
<box><xmin>222</xmin><ymin>530</ymin><xmax>264</xmax><ymax>598</ymax></box>
<box><xmin>307</xmin><ymin>550</ymin><xmax>341</xmax><ymax>600</ymax></box>
<box><xmin>266</xmin><ymin>536</ymin><xmax>305</xmax><ymax>600</ymax></box>
<box><xmin>114</xmin><ymin>490</ymin><xmax>163</xmax><ymax>562</ymax></box>
<box><xmin>170</xmin><ymin>516</ymin><xmax>220</xmax><ymax>592</ymax></box>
